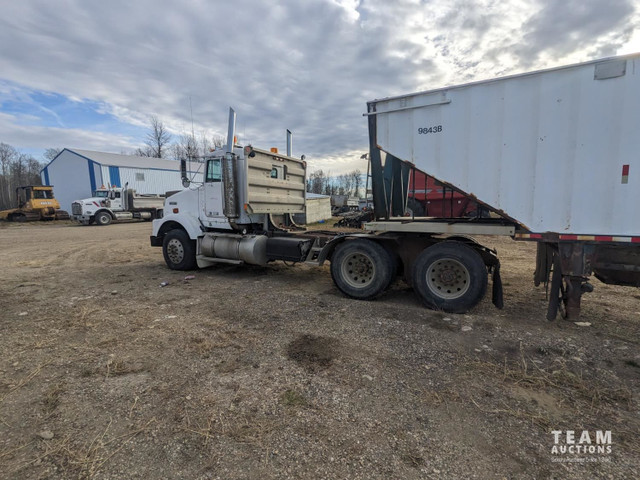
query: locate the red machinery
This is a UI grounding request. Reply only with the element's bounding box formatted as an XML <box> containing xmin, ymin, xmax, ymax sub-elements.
<box><xmin>407</xmin><ymin>167</ymin><xmax>481</xmax><ymax>218</ymax></box>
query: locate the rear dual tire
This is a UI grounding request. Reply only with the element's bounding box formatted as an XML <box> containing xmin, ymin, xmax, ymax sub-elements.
<box><xmin>330</xmin><ymin>239</ymin><xmax>396</xmax><ymax>300</ymax></box>
<box><xmin>412</xmin><ymin>242</ymin><xmax>487</xmax><ymax>313</ymax></box>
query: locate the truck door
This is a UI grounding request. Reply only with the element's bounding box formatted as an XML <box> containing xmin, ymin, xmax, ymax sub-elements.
<box><xmin>110</xmin><ymin>190</ymin><xmax>123</xmax><ymax>210</ymax></box>
<box><xmin>203</xmin><ymin>158</ymin><xmax>225</xmax><ymax>219</ymax></box>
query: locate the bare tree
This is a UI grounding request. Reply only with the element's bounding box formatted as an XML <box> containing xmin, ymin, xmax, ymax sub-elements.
<box><xmin>308</xmin><ymin>170</ymin><xmax>329</xmax><ymax>195</ymax></box>
<box><xmin>0</xmin><ymin>143</ymin><xmax>17</xmax><ymax>209</ymax></box>
<box><xmin>134</xmin><ymin>146</ymin><xmax>154</xmax><ymax>157</ymax></box>
<box><xmin>43</xmin><ymin>148</ymin><xmax>62</xmax><ymax>162</ymax></box>
<box><xmin>172</xmin><ymin>134</ymin><xmax>199</xmax><ymax>161</ymax></box>
<box><xmin>323</xmin><ymin>171</ymin><xmax>336</xmax><ymax>196</ymax></box>
<box><xmin>351</xmin><ymin>169</ymin><xmax>362</xmax><ymax>198</ymax></box>
<box><xmin>145</xmin><ymin>116</ymin><xmax>172</xmax><ymax>158</ymax></box>
<box><xmin>211</xmin><ymin>134</ymin><xmax>225</xmax><ymax>150</ymax></box>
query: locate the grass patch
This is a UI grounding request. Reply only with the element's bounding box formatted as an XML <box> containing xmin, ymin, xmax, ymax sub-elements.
<box><xmin>29</xmin><ymin>418</ymin><xmax>155</xmax><ymax>479</ymax></box>
<box><xmin>401</xmin><ymin>451</ymin><xmax>425</xmax><ymax>468</ymax></box>
<box><xmin>280</xmin><ymin>389</ymin><xmax>308</xmax><ymax>407</ymax></box>
<box><xmin>43</xmin><ymin>383</ymin><xmax>65</xmax><ymax>415</ymax></box>
<box><xmin>468</xmin><ymin>346</ymin><xmax>633</xmax><ymax>410</ymax></box>
<box><xmin>80</xmin><ymin>359</ymin><xmax>146</xmax><ymax>378</ymax></box>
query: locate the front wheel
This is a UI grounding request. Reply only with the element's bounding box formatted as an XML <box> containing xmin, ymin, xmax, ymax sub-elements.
<box><xmin>162</xmin><ymin>229</ymin><xmax>197</xmax><ymax>270</ymax></box>
<box><xmin>330</xmin><ymin>239</ymin><xmax>396</xmax><ymax>300</ymax></box>
<box><xmin>95</xmin><ymin>211</ymin><xmax>112</xmax><ymax>226</ymax></box>
<box><xmin>412</xmin><ymin>241</ymin><xmax>487</xmax><ymax>313</ymax></box>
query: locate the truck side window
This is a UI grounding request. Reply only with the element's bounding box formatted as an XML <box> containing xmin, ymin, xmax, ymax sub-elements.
<box><xmin>206</xmin><ymin>159</ymin><xmax>222</xmax><ymax>182</ymax></box>
<box><xmin>270</xmin><ymin>167</ymin><xmax>278</xmax><ymax>179</ymax></box>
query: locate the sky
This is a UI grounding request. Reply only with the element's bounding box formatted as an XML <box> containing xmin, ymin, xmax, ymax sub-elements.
<box><xmin>1</xmin><ymin>0</ymin><xmax>639</xmax><ymax>174</ymax></box>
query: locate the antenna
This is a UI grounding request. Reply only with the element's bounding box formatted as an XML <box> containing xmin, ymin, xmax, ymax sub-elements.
<box><xmin>189</xmin><ymin>96</ymin><xmax>195</xmax><ymax>140</ymax></box>
<box><xmin>189</xmin><ymin>96</ymin><xmax>195</xmax><ymax>181</ymax></box>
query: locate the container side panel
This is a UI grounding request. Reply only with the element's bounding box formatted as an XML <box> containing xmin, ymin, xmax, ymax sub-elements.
<box><xmin>375</xmin><ymin>55</ymin><xmax>640</xmax><ymax>235</ymax></box>
<box><xmin>500</xmin><ymin>74</ymin><xmax>540</xmax><ymax>227</ymax></box>
<box><xmin>611</xmin><ymin>63</ymin><xmax>640</xmax><ymax>230</ymax></box>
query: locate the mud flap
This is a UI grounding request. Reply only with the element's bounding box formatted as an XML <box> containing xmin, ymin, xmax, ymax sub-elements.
<box><xmin>491</xmin><ymin>265</ymin><xmax>504</xmax><ymax>309</ymax></box>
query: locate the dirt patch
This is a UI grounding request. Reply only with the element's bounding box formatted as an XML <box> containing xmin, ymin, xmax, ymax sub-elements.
<box><xmin>286</xmin><ymin>334</ymin><xmax>338</xmax><ymax>372</ymax></box>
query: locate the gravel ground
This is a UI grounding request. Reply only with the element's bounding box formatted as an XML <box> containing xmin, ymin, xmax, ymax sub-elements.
<box><xmin>0</xmin><ymin>221</ymin><xmax>638</xmax><ymax>479</ymax></box>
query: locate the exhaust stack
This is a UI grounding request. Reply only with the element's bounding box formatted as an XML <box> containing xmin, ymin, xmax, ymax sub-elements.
<box><xmin>286</xmin><ymin>129</ymin><xmax>292</xmax><ymax>157</ymax></box>
<box><xmin>222</xmin><ymin>108</ymin><xmax>240</xmax><ymax>219</ymax></box>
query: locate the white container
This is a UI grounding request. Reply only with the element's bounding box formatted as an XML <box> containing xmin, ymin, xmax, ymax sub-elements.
<box><xmin>368</xmin><ymin>53</ymin><xmax>640</xmax><ymax>236</ymax></box>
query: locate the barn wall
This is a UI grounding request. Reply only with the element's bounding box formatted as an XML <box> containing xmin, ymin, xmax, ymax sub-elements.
<box><xmin>100</xmin><ymin>165</ymin><xmax>203</xmax><ymax>195</ymax></box>
<box><xmin>42</xmin><ymin>151</ymin><xmax>94</xmax><ymax>212</ymax></box>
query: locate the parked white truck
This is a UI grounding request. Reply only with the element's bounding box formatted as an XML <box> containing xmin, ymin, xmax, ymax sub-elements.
<box><xmin>152</xmin><ymin>53</ymin><xmax>640</xmax><ymax>320</ymax></box>
<box><xmin>72</xmin><ymin>186</ymin><xmax>165</xmax><ymax>225</ymax></box>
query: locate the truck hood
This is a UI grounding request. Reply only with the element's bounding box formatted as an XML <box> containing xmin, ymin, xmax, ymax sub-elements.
<box><xmin>74</xmin><ymin>197</ymin><xmax>108</xmax><ymax>206</ymax></box>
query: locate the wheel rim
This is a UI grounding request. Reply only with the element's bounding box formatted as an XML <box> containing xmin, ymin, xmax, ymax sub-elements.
<box><xmin>166</xmin><ymin>238</ymin><xmax>185</xmax><ymax>264</ymax></box>
<box><xmin>340</xmin><ymin>252</ymin><xmax>375</xmax><ymax>289</ymax></box>
<box><xmin>425</xmin><ymin>258</ymin><xmax>470</xmax><ymax>299</ymax></box>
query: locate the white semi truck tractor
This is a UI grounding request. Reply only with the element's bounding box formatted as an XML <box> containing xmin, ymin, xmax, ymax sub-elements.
<box><xmin>72</xmin><ymin>186</ymin><xmax>165</xmax><ymax>225</ymax></box>
<box><xmin>150</xmin><ymin>108</ymin><xmax>505</xmax><ymax>315</ymax></box>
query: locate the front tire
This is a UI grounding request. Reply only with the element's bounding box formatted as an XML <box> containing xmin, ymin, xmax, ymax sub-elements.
<box><xmin>330</xmin><ymin>239</ymin><xmax>396</xmax><ymax>300</ymax></box>
<box><xmin>412</xmin><ymin>241</ymin><xmax>487</xmax><ymax>313</ymax></box>
<box><xmin>95</xmin><ymin>211</ymin><xmax>112</xmax><ymax>226</ymax></box>
<box><xmin>162</xmin><ymin>229</ymin><xmax>197</xmax><ymax>270</ymax></box>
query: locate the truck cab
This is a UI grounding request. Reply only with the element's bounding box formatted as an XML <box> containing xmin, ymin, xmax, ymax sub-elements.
<box><xmin>72</xmin><ymin>187</ymin><xmax>122</xmax><ymax>225</ymax></box>
<box><xmin>72</xmin><ymin>186</ymin><xmax>163</xmax><ymax>226</ymax></box>
<box><xmin>151</xmin><ymin>139</ymin><xmax>308</xmax><ymax>269</ymax></box>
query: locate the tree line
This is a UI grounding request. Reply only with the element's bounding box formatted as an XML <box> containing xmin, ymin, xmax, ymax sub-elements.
<box><xmin>0</xmin><ymin>143</ymin><xmax>60</xmax><ymax>210</ymax></box>
<box><xmin>307</xmin><ymin>169</ymin><xmax>363</xmax><ymax>198</ymax></box>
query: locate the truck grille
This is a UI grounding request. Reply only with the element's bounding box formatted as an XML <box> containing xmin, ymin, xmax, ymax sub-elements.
<box><xmin>71</xmin><ymin>202</ymin><xmax>82</xmax><ymax>215</ymax></box>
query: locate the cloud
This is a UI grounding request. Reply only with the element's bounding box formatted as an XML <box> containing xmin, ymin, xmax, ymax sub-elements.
<box><xmin>0</xmin><ymin>0</ymin><xmax>639</xmax><ymax>172</ymax></box>
<box><xmin>515</xmin><ymin>0</ymin><xmax>636</xmax><ymax>67</ymax></box>
<box><xmin>0</xmin><ymin>112</ymin><xmax>137</xmax><ymax>152</ymax></box>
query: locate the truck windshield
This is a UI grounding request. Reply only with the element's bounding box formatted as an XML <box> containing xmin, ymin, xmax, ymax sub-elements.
<box><xmin>93</xmin><ymin>191</ymin><xmax>109</xmax><ymax>198</ymax></box>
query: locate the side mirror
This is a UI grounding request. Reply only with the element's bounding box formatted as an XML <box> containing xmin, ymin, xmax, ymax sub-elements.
<box><xmin>244</xmin><ymin>145</ymin><xmax>256</xmax><ymax>158</ymax></box>
<box><xmin>108</xmin><ymin>190</ymin><xmax>116</xmax><ymax>200</ymax></box>
<box><xmin>180</xmin><ymin>158</ymin><xmax>190</xmax><ymax>188</ymax></box>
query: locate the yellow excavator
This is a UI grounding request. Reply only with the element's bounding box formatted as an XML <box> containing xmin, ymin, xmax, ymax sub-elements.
<box><xmin>0</xmin><ymin>185</ymin><xmax>70</xmax><ymax>222</ymax></box>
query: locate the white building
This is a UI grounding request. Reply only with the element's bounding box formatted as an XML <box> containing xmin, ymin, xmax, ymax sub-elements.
<box><xmin>293</xmin><ymin>193</ymin><xmax>332</xmax><ymax>225</ymax></box>
<box><xmin>41</xmin><ymin>149</ymin><xmax>203</xmax><ymax>212</ymax></box>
